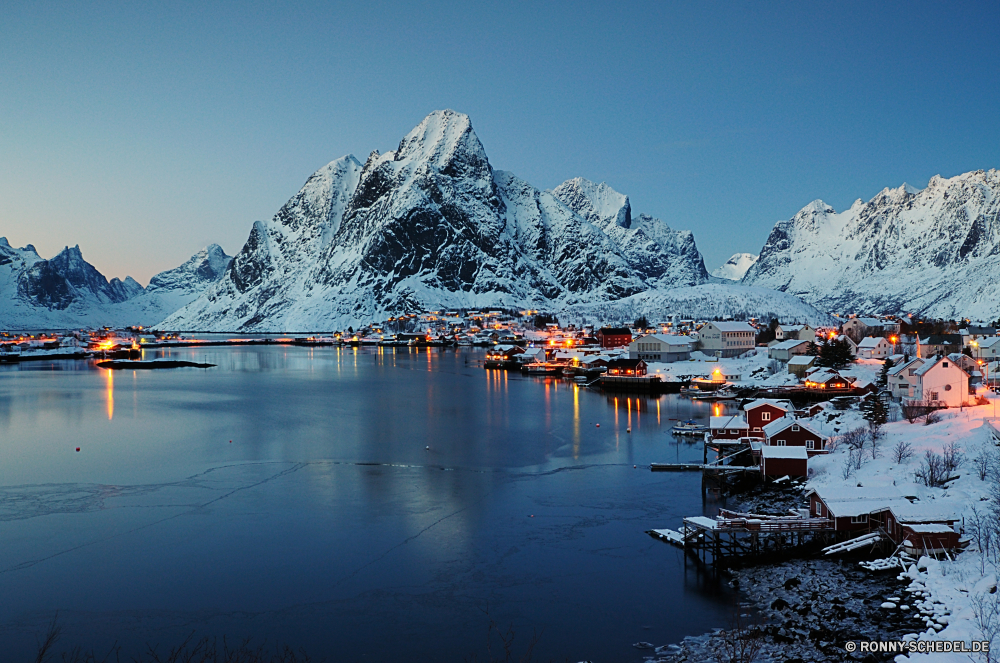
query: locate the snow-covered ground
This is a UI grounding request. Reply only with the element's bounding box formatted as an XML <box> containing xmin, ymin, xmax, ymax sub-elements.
<box><xmin>803</xmin><ymin>398</ymin><xmax>1000</xmax><ymax>661</ymax></box>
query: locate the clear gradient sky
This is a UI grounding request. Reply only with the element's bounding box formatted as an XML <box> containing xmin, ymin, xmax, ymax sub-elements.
<box><xmin>2</xmin><ymin>1</ymin><xmax>998</xmax><ymax>284</ymax></box>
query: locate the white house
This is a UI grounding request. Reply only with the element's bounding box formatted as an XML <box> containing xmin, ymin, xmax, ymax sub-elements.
<box><xmin>698</xmin><ymin>322</ymin><xmax>756</xmax><ymax>358</ymax></box>
<box><xmin>887</xmin><ymin>358</ymin><xmax>925</xmax><ymax>400</ymax></box>
<box><xmin>628</xmin><ymin>334</ymin><xmax>693</xmax><ymax>362</ymax></box>
<box><xmin>972</xmin><ymin>336</ymin><xmax>1000</xmax><ymax>361</ymax></box>
<box><xmin>907</xmin><ymin>356</ymin><xmax>971</xmax><ymax>408</ymax></box>
<box><xmin>768</xmin><ymin>339</ymin><xmax>812</xmax><ymax>362</ymax></box>
<box><xmin>775</xmin><ymin>324</ymin><xmax>816</xmax><ymax>342</ymax></box>
<box><xmin>857</xmin><ymin>336</ymin><xmax>893</xmax><ymax>360</ymax></box>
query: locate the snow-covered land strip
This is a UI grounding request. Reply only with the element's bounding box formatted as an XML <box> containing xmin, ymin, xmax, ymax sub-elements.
<box><xmin>561</xmin><ymin>283</ymin><xmax>836</xmax><ymax>329</ymax></box>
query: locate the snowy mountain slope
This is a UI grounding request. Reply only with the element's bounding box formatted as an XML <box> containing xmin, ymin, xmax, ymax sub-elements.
<box><xmin>741</xmin><ymin>169</ymin><xmax>1000</xmax><ymax>319</ymax></box>
<box><xmin>551</xmin><ymin>178</ymin><xmax>710</xmax><ymax>287</ymax></box>
<box><xmin>712</xmin><ymin>252</ymin><xmax>758</xmax><ymax>280</ymax></box>
<box><xmin>563</xmin><ymin>283</ymin><xmax>835</xmax><ymax>327</ymax></box>
<box><xmin>0</xmin><ymin>240</ymin><xmax>230</xmax><ymax>329</ymax></box>
<box><xmin>160</xmin><ymin>110</ymin><xmax>720</xmax><ymax>332</ymax></box>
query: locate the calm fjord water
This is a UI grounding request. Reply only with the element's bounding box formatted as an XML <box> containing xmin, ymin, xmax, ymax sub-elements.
<box><xmin>0</xmin><ymin>346</ymin><xmax>733</xmax><ymax>661</ymax></box>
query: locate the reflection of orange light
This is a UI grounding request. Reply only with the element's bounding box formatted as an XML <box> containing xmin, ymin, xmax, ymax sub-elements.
<box><xmin>105</xmin><ymin>369</ymin><xmax>114</xmax><ymax>420</ymax></box>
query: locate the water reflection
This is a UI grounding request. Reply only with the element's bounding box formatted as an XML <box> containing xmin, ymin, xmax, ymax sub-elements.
<box><xmin>0</xmin><ymin>347</ymin><xmax>734</xmax><ymax>661</ymax></box>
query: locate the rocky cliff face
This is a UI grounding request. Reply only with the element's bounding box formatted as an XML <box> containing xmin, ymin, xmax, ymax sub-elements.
<box><xmin>161</xmin><ymin>110</ymin><xmax>713</xmax><ymax>331</ymax></box>
<box><xmin>741</xmin><ymin>169</ymin><xmax>1000</xmax><ymax>319</ymax></box>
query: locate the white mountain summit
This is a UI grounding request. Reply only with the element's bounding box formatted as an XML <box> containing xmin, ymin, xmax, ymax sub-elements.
<box><xmin>159</xmin><ymin>110</ymin><xmax>720</xmax><ymax>332</ymax></box>
<box><xmin>712</xmin><ymin>253</ymin><xmax>759</xmax><ymax>281</ymax></box>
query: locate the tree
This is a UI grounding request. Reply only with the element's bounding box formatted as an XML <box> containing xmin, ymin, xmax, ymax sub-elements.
<box><xmin>533</xmin><ymin>313</ymin><xmax>559</xmax><ymax>329</ymax></box>
<box><xmin>805</xmin><ymin>341</ymin><xmax>820</xmax><ymax>356</ymax></box>
<box><xmin>876</xmin><ymin>358</ymin><xmax>895</xmax><ymax>390</ymax></box>
<box><xmin>633</xmin><ymin>315</ymin><xmax>650</xmax><ymax>330</ymax></box>
<box><xmin>755</xmin><ymin>318</ymin><xmax>779</xmax><ymax>345</ymax></box>
<box><xmin>816</xmin><ymin>338</ymin><xmax>854</xmax><ymax>369</ymax></box>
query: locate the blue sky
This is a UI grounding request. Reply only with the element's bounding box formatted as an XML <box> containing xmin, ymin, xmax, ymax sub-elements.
<box><xmin>1</xmin><ymin>1</ymin><xmax>998</xmax><ymax>283</ymax></box>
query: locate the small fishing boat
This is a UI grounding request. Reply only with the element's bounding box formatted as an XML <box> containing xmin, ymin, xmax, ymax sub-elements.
<box><xmin>690</xmin><ymin>387</ymin><xmax>739</xmax><ymax>401</ymax></box>
<box><xmin>671</xmin><ymin>420</ymin><xmax>709</xmax><ymax>436</ymax></box>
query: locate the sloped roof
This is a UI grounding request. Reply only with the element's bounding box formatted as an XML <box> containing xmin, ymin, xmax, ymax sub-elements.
<box><xmin>634</xmin><ymin>333</ymin><xmax>692</xmax><ymax>347</ymax></box>
<box><xmin>888</xmin><ymin>358</ymin><xmax>923</xmax><ymax>376</ymax></box>
<box><xmin>762</xmin><ymin>445</ymin><xmax>808</xmax><ymax>459</ymax></box>
<box><xmin>788</xmin><ymin>356</ymin><xmax>816</xmax><ymax>366</ymax></box>
<box><xmin>914</xmin><ymin>355</ymin><xmax>970</xmax><ymax>378</ymax></box>
<box><xmin>762</xmin><ymin>416</ymin><xmax>825</xmax><ymax>438</ymax></box>
<box><xmin>744</xmin><ymin>398</ymin><xmax>791</xmax><ymax>412</ymax></box>
<box><xmin>708</xmin><ymin>322</ymin><xmax>756</xmax><ymax>333</ymax></box>
<box><xmin>858</xmin><ymin>337</ymin><xmax>888</xmax><ymax>348</ymax></box>
<box><xmin>710</xmin><ymin>415</ymin><xmax>748</xmax><ymax>429</ymax></box>
<box><xmin>771</xmin><ymin>339</ymin><xmax>809</xmax><ymax>350</ymax></box>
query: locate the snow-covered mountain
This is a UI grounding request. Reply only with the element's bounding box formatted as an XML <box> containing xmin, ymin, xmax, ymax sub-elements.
<box><xmin>741</xmin><ymin>169</ymin><xmax>1000</xmax><ymax>319</ymax></box>
<box><xmin>551</xmin><ymin>178</ymin><xmax>710</xmax><ymax>288</ymax></box>
<box><xmin>0</xmin><ymin>240</ymin><xmax>230</xmax><ymax>329</ymax></box>
<box><xmin>712</xmin><ymin>253</ymin><xmax>758</xmax><ymax>280</ymax></box>
<box><xmin>161</xmin><ymin>110</ymin><xmax>714</xmax><ymax>331</ymax></box>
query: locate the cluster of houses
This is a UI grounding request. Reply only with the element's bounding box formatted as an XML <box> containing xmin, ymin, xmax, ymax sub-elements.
<box><xmin>709</xmin><ymin>398</ymin><xmax>829</xmax><ymax>479</ymax></box>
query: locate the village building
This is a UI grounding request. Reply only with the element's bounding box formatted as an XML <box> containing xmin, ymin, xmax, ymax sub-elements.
<box><xmin>743</xmin><ymin>399</ymin><xmax>791</xmax><ymax>437</ymax></box>
<box><xmin>842</xmin><ymin>317</ymin><xmax>901</xmax><ymax>339</ymax></box>
<box><xmin>760</xmin><ymin>445</ymin><xmax>808</xmax><ymax>479</ymax></box>
<box><xmin>708</xmin><ymin>414</ymin><xmax>749</xmax><ymax>440</ymax></box>
<box><xmin>803</xmin><ymin>369</ymin><xmax>852</xmax><ymax>391</ymax></box>
<box><xmin>606</xmin><ymin>358</ymin><xmax>647</xmax><ymax>376</ymax></box>
<box><xmin>787</xmin><ymin>355</ymin><xmax>816</xmax><ymax>377</ymax></box>
<box><xmin>919</xmin><ymin>334</ymin><xmax>964</xmax><ymax>358</ymax></box>
<box><xmin>887</xmin><ymin>358</ymin><xmax>926</xmax><ymax>400</ymax></box>
<box><xmin>907</xmin><ymin>355</ymin><xmax>971</xmax><ymax>407</ymax></box>
<box><xmin>768</xmin><ymin>339</ymin><xmax>812</xmax><ymax>362</ymax></box>
<box><xmin>972</xmin><ymin>336</ymin><xmax>1000</xmax><ymax>361</ymax></box>
<box><xmin>628</xmin><ymin>334</ymin><xmax>692</xmax><ymax>362</ymax></box>
<box><xmin>857</xmin><ymin>336</ymin><xmax>894</xmax><ymax>359</ymax></box>
<box><xmin>774</xmin><ymin>324</ymin><xmax>816</xmax><ymax>342</ymax></box>
<box><xmin>697</xmin><ymin>321</ymin><xmax>756</xmax><ymax>358</ymax></box>
<box><xmin>761</xmin><ymin>417</ymin><xmax>828</xmax><ymax>455</ymax></box>
<box><xmin>597</xmin><ymin>327</ymin><xmax>632</xmax><ymax>349</ymax></box>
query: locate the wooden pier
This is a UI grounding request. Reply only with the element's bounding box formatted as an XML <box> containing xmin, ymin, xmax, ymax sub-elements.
<box><xmin>649</xmin><ymin>509</ymin><xmax>838</xmax><ymax>567</ymax></box>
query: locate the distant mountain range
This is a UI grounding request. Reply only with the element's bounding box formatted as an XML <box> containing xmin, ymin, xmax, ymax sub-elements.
<box><xmin>2</xmin><ymin>111</ymin><xmax>995</xmax><ymax>331</ymax></box>
<box><xmin>741</xmin><ymin>169</ymin><xmax>1000</xmax><ymax>320</ymax></box>
<box><xmin>0</xmin><ymin>239</ymin><xmax>230</xmax><ymax>329</ymax></box>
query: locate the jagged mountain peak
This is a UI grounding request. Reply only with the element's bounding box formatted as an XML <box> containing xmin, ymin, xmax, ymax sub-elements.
<box><xmin>712</xmin><ymin>253</ymin><xmax>759</xmax><ymax>281</ymax></box>
<box><xmin>551</xmin><ymin>178</ymin><xmax>631</xmax><ymax>230</ymax></box>
<box><xmin>158</xmin><ymin>111</ymin><xmax>714</xmax><ymax>331</ymax></box>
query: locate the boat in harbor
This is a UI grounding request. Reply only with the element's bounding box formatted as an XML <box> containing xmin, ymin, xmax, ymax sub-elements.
<box><xmin>521</xmin><ymin>362</ymin><xmax>562</xmax><ymax>376</ymax></box>
<box><xmin>690</xmin><ymin>387</ymin><xmax>739</xmax><ymax>401</ymax></box>
<box><xmin>671</xmin><ymin>420</ymin><xmax>709</xmax><ymax>436</ymax></box>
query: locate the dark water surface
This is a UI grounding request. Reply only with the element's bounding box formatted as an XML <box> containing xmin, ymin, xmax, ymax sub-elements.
<box><xmin>0</xmin><ymin>346</ymin><xmax>736</xmax><ymax>661</ymax></box>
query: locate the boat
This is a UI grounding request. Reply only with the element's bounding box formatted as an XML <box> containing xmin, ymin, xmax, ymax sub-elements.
<box><xmin>521</xmin><ymin>362</ymin><xmax>562</xmax><ymax>376</ymax></box>
<box><xmin>672</xmin><ymin>420</ymin><xmax>709</xmax><ymax>436</ymax></box>
<box><xmin>690</xmin><ymin>387</ymin><xmax>739</xmax><ymax>401</ymax></box>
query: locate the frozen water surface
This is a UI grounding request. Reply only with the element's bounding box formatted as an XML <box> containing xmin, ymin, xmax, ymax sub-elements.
<box><xmin>0</xmin><ymin>346</ymin><xmax>734</xmax><ymax>661</ymax></box>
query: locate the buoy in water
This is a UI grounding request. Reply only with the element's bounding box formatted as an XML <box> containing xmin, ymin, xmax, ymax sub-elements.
<box><xmin>627</xmin><ymin>427</ymin><xmax>631</xmax><ymax>433</ymax></box>
<box><xmin>75</xmin><ymin>447</ymin><xmax>80</xmax><ymax>452</ymax></box>
<box><xmin>425</xmin><ymin>445</ymin><xmax>430</xmax><ymax>450</ymax></box>
<box><xmin>229</xmin><ymin>440</ymin><xmax>232</xmax><ymax>443</ymax></box>
<box><xmin>596</xmin><ymin>423</ymin><xmax>600</xmax><ymax>427</ymax></box>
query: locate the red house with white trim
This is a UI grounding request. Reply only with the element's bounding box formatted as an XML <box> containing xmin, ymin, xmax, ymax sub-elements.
<box><xmin>762</xmin><ymin>417</ymin><xmax>829</xmax><ymax>456</ymax></box>
<box><xmin>743</xmin><ymin>399</ymin><xmax>791</xmax><ymax>438</ymax></box>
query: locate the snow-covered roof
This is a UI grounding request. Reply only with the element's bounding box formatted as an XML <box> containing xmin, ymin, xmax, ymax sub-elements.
<box><xmin>905</xmin><ymin>524</ymin><xmax>955</xmax><ymax>533</ymax></box>
<box><xmin>858</xmin><ymin>336</ymin><xmax>888</xmax><ymax>348</ymax></box>
<box><xmin>889</xmin><ymin>501</ymin><xmax>960</xmax><ymax>523</ymax></box>
<box><xmin>914</xmin><ymin>356</ymin><xmax>970</xmax><ymax>378</ymax></box>
<box><xmin>762</xmin><ymin>445</ymin><xmax>808</xmax><ymax>459</ymax></box>
<box><xmin>708</xmin><ymin>322</ymin><xmax>756</xmax><ymax>333</ymax></box>
<box><xmin>856</xmin><ymin>317</ymin><xmax>887</xmax><ymax>327</ymax></box>
<box><xmin>762</xmin><ymin>417</ymin><xmax>824</xmax><ymax>438</ymax></box>
<box><xmin>788</xmin><ymin>356</ymin><xmax>816</xmax><ymax>365</ymax></box>
<box><xmin>978</xmin><ymin>336</ymin><xmax>1000</xmax><ymax>349</ymax></box>
<box><xmin>779</xmin><ymin>324</ymin><xmax>806</xmax><ymax>332</ymax></box>
<box><xmin>888</xmin><ymin>358</ymin><xmax>923</xmax><ymax>376</ymax></box>
<box><xmin>771</xmin><ymin>339</ymin><xmax>809</xmax><ymax>350</ymax></box>
<box><xmin>710</xmin><ymin>415</ymin><xmax>748</xmax><ymax>429</ymax></box>
<box><xmin>744</xmin><ymin>398</ymin><xmax>791</xmax><ymax>412</ymax></box>
<box><xmin>633</xmin><ymin>333</ymin><xmax>692</xmax><ymax>347</ymax></box>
